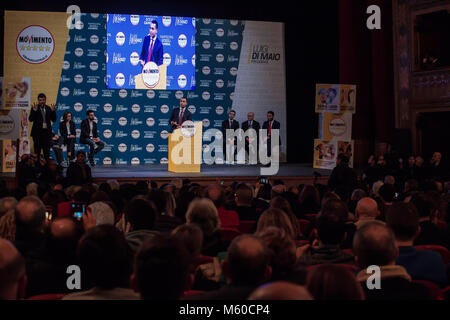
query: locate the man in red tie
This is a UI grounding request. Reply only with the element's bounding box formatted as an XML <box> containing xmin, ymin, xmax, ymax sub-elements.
<box><xmin>139</xmin><ymin>20</ymin><xmax>164</xmax><ymax>67</ymax></box>
<box><xmin>262</xmin><ymin>111</ymin><xmax>281</xmax><ymax>157</ymax></box>
<box><xmin>169</xmin><ymin>97</ymin><xmax>192</xmax><ymax>132</ymax></box>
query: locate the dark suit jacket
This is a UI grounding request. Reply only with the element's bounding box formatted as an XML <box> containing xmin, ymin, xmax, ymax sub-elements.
<box><xmin>169</xmin><ymin>107</ymin><xmax>192</xmax><ymax>131</ymax></box>
<box><xmin>222</xmin><ymin>119</ymin><xmax>240</xmax><ymax>146</ymax></box>
<box><xmin>59</xmin><ymin>121</ymin><xmax>77</xmax><ymax>141</ymax></box>
<box><xmin>80</xmin><ymin>119</ymin><xmax>99</xmax><ymax>143</ymax></box>
<box><xmin>262</xmin><ymin>119</ymin><xmax>281</xmax><ymax>145</ymax></box>
<box><xmin>28</xmin><ymin>105</ymin><xmax>56</xmax><ymax>137</ymax></box>
<box><xmin>140</xmin><ymin>35</ymin><xmax>164</xmax><ymax>66</ymax></box>
<box><xmin>66</xmin><ymin>162</ymin><xmax>92</xmax><ymax>186</ymax></box>
<box><xmin>222</xmin><ymin>119</ymin><xmax>240</xmax><ymax>132</ymax></box>
<box><xmin>241</xmin><ymin>120</ymin><xmax>260</xmax><ymax>145</ymax></box>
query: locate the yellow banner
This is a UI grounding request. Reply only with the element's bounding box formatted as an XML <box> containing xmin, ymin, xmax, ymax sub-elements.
<box><xmin>3</xmin><ymin>11</ymin><xmax>69</xmax><ymax>108</ymax></box>
<box><xmin>2</xmin><ymin>11</ymin><xmax>69</xmax><ymax>172</ymax></box>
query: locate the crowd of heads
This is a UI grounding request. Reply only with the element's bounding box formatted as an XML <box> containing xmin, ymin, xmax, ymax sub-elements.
<box><xmin>0</xmin><ymin>149</ymin><xmax>449</xmax><ymax>300</ymax></box>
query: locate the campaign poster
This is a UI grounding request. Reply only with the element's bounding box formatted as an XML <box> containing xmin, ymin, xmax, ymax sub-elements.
<box><xmin>3</xmin><ymin>77</ymin><xmax>31</xmax><ymax>109</ymax></box>
<box><xmin>315</xmin><ymin>84</ymin><xmax>340</xmax><ymax>113</ymax></box>
<box><xmin>313</xmin><ymin>139</ymin><xmax>337</xmax><ymax>169</ymax></box>
<box><xmin>318</xmin><ymin>111</ymin><xmax>352</xmax><ymax>141</ymax></box>
<box><xmin>339</xmin><ymin>84</ymin><xmax>356</xmax><ymax>113</ymax></box>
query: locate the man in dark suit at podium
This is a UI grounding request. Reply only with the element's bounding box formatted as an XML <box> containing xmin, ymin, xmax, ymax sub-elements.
<box><xmin>241</xmin><ymin>112</ymin><xmax>260</xmax><ymax>163</ymax></box>
<box><xmin>262</xmin><ymin>111</ymin><xmax>281</xmax><ymax>157</ymax></box>
<box><xmin>28</xmin><ymin>93</ymin><xmax>56</xmax><ymax>162</ymax></box>
<box><xmin>169</xmin><ymin>97</ymin><xmax>192</xmax><ymax>132</ymax></box>
<box><xmin>222</xmin><ymin>110</ymin><xmax>240</xmax><ymax>163</ymax></box>
<box><xmin>139</xmin><ymin>20</ymin><xmax>164</xmax><ymax>67</ymax></box>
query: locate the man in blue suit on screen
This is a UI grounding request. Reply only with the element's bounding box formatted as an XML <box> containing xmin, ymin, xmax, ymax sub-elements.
<box><xmin>139</xmin><ymin>20</ymin><xmax>164</xmax><ymax>67</ymax></box>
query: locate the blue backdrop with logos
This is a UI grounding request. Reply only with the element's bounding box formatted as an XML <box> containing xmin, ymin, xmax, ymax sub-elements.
<box><xmin>54</xmin><ymin>14</ymin><xmax>243</xmax><ymax>165</ymax></box>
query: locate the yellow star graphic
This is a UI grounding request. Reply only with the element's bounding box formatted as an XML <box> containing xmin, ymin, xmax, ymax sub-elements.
<box><xmin>33</xmin><ymin>46</ymin><xmax>38</xmax><ymax>51</ymax></box>
<box><xmin>45</xmin><ymin>46</ymin><xmax>50</xmax><ymax>51</ymax></box>
<box><xmin>27</xmin><ymin>46</ymin><xmax>31</xmax><ymax>50</ymax></box>
<box><xmin>39</xmin><ymin>46</ymin><xmax>44</xmax><ymax>51</ymax></box>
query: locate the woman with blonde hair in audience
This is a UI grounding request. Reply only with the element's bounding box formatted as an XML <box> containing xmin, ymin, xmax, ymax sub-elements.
<box><xmin>269</xmin><ymin>196</ymin><xmax>301</xmax><ymax>239</ymax></box>
<box><xmin>256</xmin><ymin>208</ymin><xmax>296</xmax><ymax>240</ymax></box>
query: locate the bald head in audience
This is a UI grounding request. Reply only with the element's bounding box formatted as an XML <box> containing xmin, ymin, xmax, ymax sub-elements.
<box><xmin>248</xmin><ymin>281</ymin><xmax>313</xmax><ymax>300</ymax></box>
<box><xmin>0</xmin><ymin>239</ymin><xmax>27</xmax><ymax>300</ymax></box>
<box><xmin>353</xmin><ymin>221</ymin><xmax>398</xmax><ymax>269</ymax></box>
<box><xmin>222</xmin><ymin>235</ymin><xmax>271</xmax><ymax>286</ymax></box>
<box><xmin>355</xmin><ymin>197</ymin><xmax>380</xmax><ymax>221</ymax></box>
<box><xmin>15</xmin><ymin>196</ymin><xmax>46</xmax><ymax>239</ymax></box>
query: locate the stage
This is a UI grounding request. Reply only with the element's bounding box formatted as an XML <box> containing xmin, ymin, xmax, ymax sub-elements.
<box><xmin>1</xmin><ymin>163</ymin><xmax>331</xmax><ymax>189</ymax></box>
<box><xmin>88</xmin><ymin>163</ymin><xmax>331</xmax><ymax>186</ymax></box>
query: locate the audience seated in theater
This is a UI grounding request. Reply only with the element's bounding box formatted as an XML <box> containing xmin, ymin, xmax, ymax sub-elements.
<box><xmin>87</xmin><ymin>201</ymin><xmax>115</xmax><ymax>226</ymax></box>
<box><xmin>185</xmin><ymin>235</ymin><xmax>271</xmax><ymax>300</ymax></box>
<box><xmin>123</xmin><ymin>197</ymin><xmax>159</xmax><ymax>255</ymax></box>
<box><xmin>377</xmin><ymin>183</ymin><xmax>396</xmax><ymax>220</ymax></box>
<box><xmin>63</xmin><ymin>225</ymin><xmax>138</xmax><ymax>300</ymax></box>
<box><xmin>132</xmin><ymin>234</ymin><xmax>194</xmax><ymax>300</ymax></box>
<box><xmin>39</xmin><ymin>158</ymin><xmax>65</xmax><ymax>186</ymax></box>
<box><xmin>410</xmin><ymin>193</ymin><xmax>448</xmax><ymax>248</ymax></box>
<box><xmin>354</xmin><ymin>197</ymin><xmax>382</xmax><ymax>229</ymax></box>
<box><xmin>66</xmin><ymin>151</ymin><xmax>92</xmax><ymax>186</ymax></box>
<box><xmin>354</xmin><ymin>221</ymin><xmax>430</xmax><ymax>300</ymax></box>
<box><xmin>185</xmin><ymin>198</ymin><xmax>227</xmax><ymax>257</ymax></box>
<box><xmin>232</xmin><ymin>183</ymin><xmax>259</xmax><ymax>222</ymax></box>
<box><xmin>256</xmin><ymin>208</ymin><xmax>296</xmax><ymax>241</ymax></box>
<box><xmin>14</xmin><ymin>196</ymin><xmax>47</xmax><ymax>259</ymax></box>
<box><xmin>306</xmin><ymin>264</ymin><xmax>365</xmax><ymax>300</ymax></box>
<box><xmin>348</xmin><ymin>188</ymin><xmax>367</xmax><ymax>215</ymax></box>
<box><xmin>174</xmin><ymin>190</ymin><xmax>196</xmax><ymax>223</ymax></box>
<box><xmin>147</xmin><ymin>189</ymin><xmax>182</xmax><ymax>233</ymax></box>
<box><xmin>205</xmin><ymin>183</ymin><xmax>239</xmax><ymax>229</ymax></box>
<box><xmin>24</xmin><ymin>217</ymin><xmax>83</xmax><ymax>297</ymax></box>
<box><xmin>0</xmin><ymin>197</ymin><xmax>18</xmax><ymax>241</ymax></box>
<box><xmin>298</xmin><ymin>185</ymin><xmax>321</xmax><ymax>216</ymax></box>
<box><xmin>172</xmin><ymin>223</ymin><xmax>221</xmax><ymax>291</ymax></box>
<box><xmin>254</xmin><ymin>182</ymin><xmax>271</xmax><ymax>210</ymax></box>
<box><xmin>297</xmin><ymin>199</ymin><xmax>354</xmax><ymax>266</ymax></box>
<box><xmin>171</xmin><ymin>224</ymin><xmax>203</xmax><ymax>264</ymax></box>
<box><xmin>269</xmin><ymin>196</ymin><xmax>301</xmax><ymax>239</ymax></box>
<box><xmin>0</xmin><ymin>239</ymin><xmax>27</xmax><ymax>300</ymax></box>
<box><xmin>386</xmin><ymin>202</ymin><xmax>448</xmax><ymax>287</ymax></box>
<box><xmin>248</xmin><ymin>281</ymin><xmax>312</xmax><ymax>300</ymax></box>
<box><xmin>256</xmin><ymin>226</ymin><xmax>306</xmax><ymax>284</ymax></box>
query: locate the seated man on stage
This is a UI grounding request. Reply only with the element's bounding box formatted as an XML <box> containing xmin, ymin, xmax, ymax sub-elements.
<box><xmin>59</xmin><ymin>111</ymin><xmax>76</xmax><ymax>163</ymax></box>
<box><xmin>48</xmin><ymin>131</ymin><xmax>64</xmax><ymax>166</ymax></box>
<box><xmin>80</xmin><ymin>110</ymin><xmax>105</xmax><ymax>167</ymax></box>
<box><xmin>169</xmin><ymin>97</ymin><xmax>192</xmax><ymax>132</ymax></box>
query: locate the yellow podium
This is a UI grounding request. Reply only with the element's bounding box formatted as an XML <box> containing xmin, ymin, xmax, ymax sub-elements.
<box><xmin>134</xmin><ymin>64</ymin><xmax>167</xmax><ymax>90</ymax></box>
<box><xmin>168</xmin><ymin>121</ymin><xmax>202</xmax><ymax>173</ymax></box>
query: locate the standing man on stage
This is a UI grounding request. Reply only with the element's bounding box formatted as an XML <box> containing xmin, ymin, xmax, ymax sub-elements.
<box><xmin>80</xmin><ymin>110</ymin><xmax>105</xmax><ymax>166</ymax></box>
<box><xmin>28</xmin><ymin>93</ymin><xmax>56</xmax><ymax>162</ymax></box>
<box><xmin>222</xmin><ymin>110</ymin><xmax>240</xmax><ymax>163</ymax></box>
<box><xmin>139</xmin><ymin>20</ymin><xmax>164</xmax><ymax>67</ymax></box>
<box><xmin>262</xmin><ymin>111</ymin><xmax>281</xmax><ymax>157</ymax></box>
<box><xmin>169</xmin><ymin>97</ymin><xmax>192</xmax><ymax>132</ymax></box>
<box><xmin>241</xmin><ymin>112</ymin><xmax>260</xmax><ymax>163</ymax></box>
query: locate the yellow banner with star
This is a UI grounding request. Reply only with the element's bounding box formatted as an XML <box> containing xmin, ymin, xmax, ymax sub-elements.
<box><xmin>2</xmin><ymin>11</ymin><xmax>68</xmax><ymax>172</ymax></box>
<box><xmin>3</xmin><ymin>11</ymin><xmax>69</xmax><ymax>110</ymax></box>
